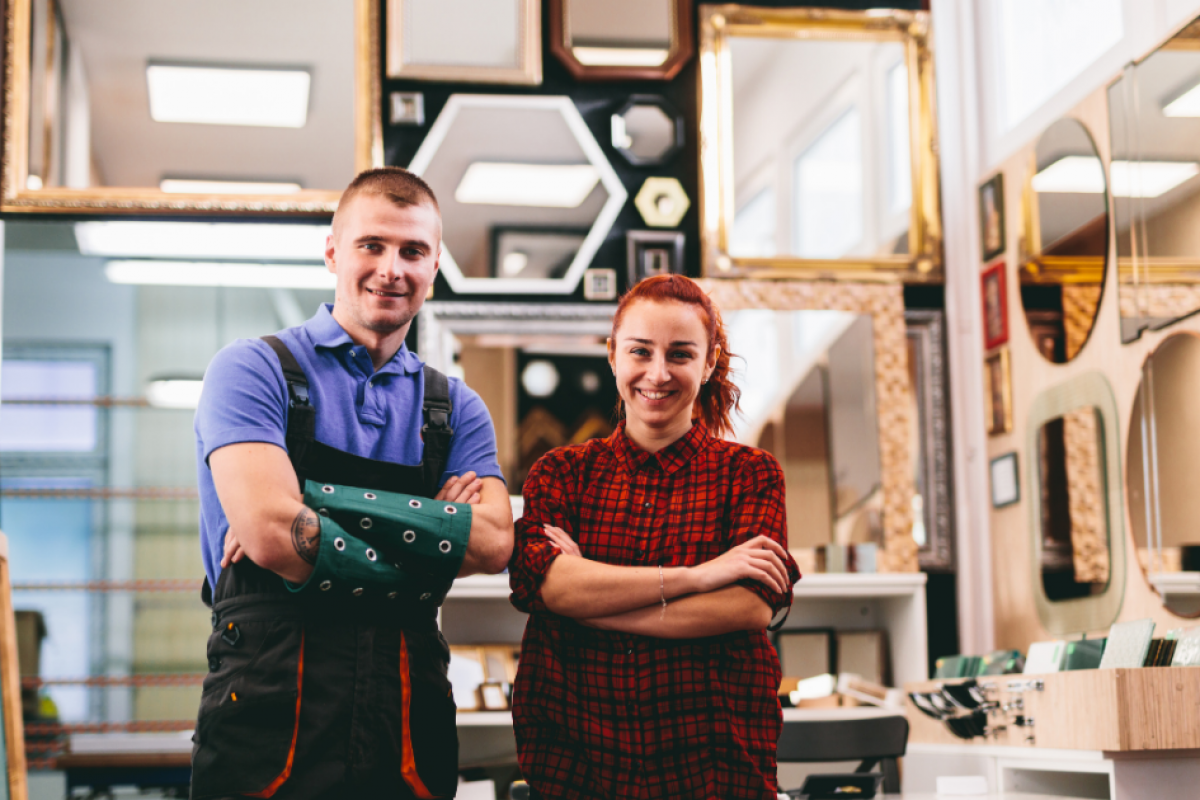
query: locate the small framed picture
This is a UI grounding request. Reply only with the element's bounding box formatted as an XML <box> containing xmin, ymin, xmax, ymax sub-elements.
<box><xmin>626</xmin><ymin>231</ymin><xmax>684</xmax><ymax>287</ymax></box>
<box><xmin>583</xmin><ymin>268</ymin><xmax>618</xmax><ymax>301</ymax></box>
<box><xmin>981</xmin><ymin>260</ymin><xmax>1009</xmax><ymax>350</ymax></box>
<box><xmin>979</xmin><ymin>172</ymin><xmax>1006</xmax><ymax>262</ymax></box>
<box><xmin>990</xmin><ymin>452</ymin><xmax>1020</xmax><ymax>508</ymax></box>
<box><xmin>984</xmin><ymin>347</ymin><xmax>1013</xmax><ymax>436</ymax></box>
<box><xmin>389</xmin><ymin>91</ymin><xmax>425</xmax><ymax>126</ymax></box>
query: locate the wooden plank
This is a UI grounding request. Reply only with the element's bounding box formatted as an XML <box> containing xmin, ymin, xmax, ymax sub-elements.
<box><xmin>0</xmin><ymin>534</ymin><xmax>29</xmax><ymax>799</ymax></box>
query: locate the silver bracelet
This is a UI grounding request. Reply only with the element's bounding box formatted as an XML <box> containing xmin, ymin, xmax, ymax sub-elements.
<box><xmin>659</xmin><ymin>564</ymin><xmax>667</xmax><ymax>620</ymax></box>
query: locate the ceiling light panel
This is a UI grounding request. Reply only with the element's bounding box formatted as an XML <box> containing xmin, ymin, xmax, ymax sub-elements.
<box><xmin>454</xmin><ymin>162</ymin><xmax>601</xmax><ymax>208</ymax></box>
<box><xmin>1163</xmin><ymin>83</ymin><xmax>1200</xmax><ymax>117</ymax></box>
<box><xmin>159</xmin><ymin>179</ymin><xmax>303</xmax><ymax>194</ymax></box>
<box><xmin>76</xmin><ymin>221</ymin><xmax>329</xmax><ymax>260</ymax></box>
<box><xmin>105</xmin><ymin>261</ymin><xmax>335</xmax><ymax>290</ymax></box>
<box><xmin>146</xmin><ymin>64</ymin><xmax>311</xmax><ymax>128</ymax></box>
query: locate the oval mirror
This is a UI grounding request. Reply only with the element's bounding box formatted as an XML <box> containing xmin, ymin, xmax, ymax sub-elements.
<box><xmin>1128</xmin><ymin>332</ymin><xmax>1200</xmax><ymax>617</ymax></box>
<box><xmin>1019</xmin><ymin>118</ymin><xmax>1108</xmax><ymax>363</ymax></box>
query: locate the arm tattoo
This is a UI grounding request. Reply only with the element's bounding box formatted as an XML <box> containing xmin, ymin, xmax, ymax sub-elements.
<box><xmin>291</xmin><ymin>509</ymin><xmax>321</xmax><ymax>565</ymax></box>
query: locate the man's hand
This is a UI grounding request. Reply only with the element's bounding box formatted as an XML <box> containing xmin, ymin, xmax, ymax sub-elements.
<box><xmin>436</xmin><ymin>471</ymin><xmax>483</xmax><ymax>504</ymax></box>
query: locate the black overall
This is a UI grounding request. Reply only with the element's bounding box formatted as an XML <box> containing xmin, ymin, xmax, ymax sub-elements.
<box><xmin>191</xmin><ymin>336</ymin><xmax>459</xmax><ymax>800</ymax></box>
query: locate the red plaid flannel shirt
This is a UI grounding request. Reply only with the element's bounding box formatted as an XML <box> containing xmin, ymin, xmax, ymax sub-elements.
<box><xmin>509</xmin><ymin>422</ymin><xmax>801</xmax><ymax>799</ymax></box>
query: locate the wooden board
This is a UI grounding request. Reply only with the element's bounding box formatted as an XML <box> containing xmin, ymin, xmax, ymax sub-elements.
<box><xmin>0</xmin><ymin>534</ymin><xmax>29</xmax><ymax>799</ymax></box>
<box><xmin>906</xmin><ymin>668</ymin><xmax>1200</xmax><ymax>751</ymax></box>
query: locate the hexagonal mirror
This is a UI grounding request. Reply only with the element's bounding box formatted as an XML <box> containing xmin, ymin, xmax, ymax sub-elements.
<box><xmin>408</xmin><ymin>95</ymin><xmax>627</xmax><ymax>295</ymax></box>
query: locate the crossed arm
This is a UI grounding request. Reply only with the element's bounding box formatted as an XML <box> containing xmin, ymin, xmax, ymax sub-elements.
<box><xmin>536</xmin><ymin>524</ymin><xmax>790</xmax><ymax>639</ymax></box>
<box><xmin>211</xmin><ymin>441</ymin><xmax>513</xmax><ymax>583</ymax></box>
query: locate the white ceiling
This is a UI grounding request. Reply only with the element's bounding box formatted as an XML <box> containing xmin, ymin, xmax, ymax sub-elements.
<box><xmin>57</xmin><ymin>0</ymin><xmax>355</xmax><ymax>190</ymax></box>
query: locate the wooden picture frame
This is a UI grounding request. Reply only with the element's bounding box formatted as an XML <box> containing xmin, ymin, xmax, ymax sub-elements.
<box><xmin>984</xmin><ymin>347</ymin><xmax>1013</xmax><ymax>436</ymax></box>
<box><xmin>386</xmin><ymin>0</ymin><xmax>542</xmax><ymax>85</ymax></box>
<box><xmin>549</xmin><ymin>0</ymin><xmax>694</xmax><ymax>81</ymax></box>
<box><xmin>981</xmin><ymin>260</ymin><xmax>1009</xmax><ymax>350</ymax></box>
<box><xmin>979</xmin><ymin>173</ymin><xmax>1007</xmax><ymax>262</ymax></box>
<box><xmin>0</xmin><ymin>535</ymin><xmax>29</xmax><ymax>799</ymax></box>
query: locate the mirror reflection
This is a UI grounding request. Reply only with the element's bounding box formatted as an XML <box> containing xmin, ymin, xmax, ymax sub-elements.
<box><xmin>726</xmin><ymin>311</ymin><xmax>882</xmax><ymax>555</ymax></box>
<box><xmin>408</xmin><ymin>95</ymin><xmax>626</xmax><ymax>294</ymax></box>
<box><xmin>1019</xmin><ymin>118</ymin><xmax>1107</xmax><ymax>364</ymax></box>
<box><xmin>1109</xmin><ymin>17</ymin><xmax>1200</xmax><ymax>342</ymax></box>
<box><xmin>611</xmin><ymin>97</ymin><xmax>682</xmax><ymax>167</ymax></box>
<box><xmin>1128</xmin><ymin>333</ymin><xmax>1200</xmax><ymax>616</ymax></box>
<box><xmin>1035</xmin><ymin>405</ymin><xmax>1110</xmax><ymax>602</ymax></box>
<box><xmin>563</xmin><ymin>0</ymin><xmax>673</xmax><ymax>67</ymax></box>
<box><xmin>21</xmin><ymin>0</ymin><xmax>354</xmax><ymax>198</ymax></box>
<box><xmin>727</xmin><ymin>38</ymin><xmax>911</xmax><ymax>260</ymax></box>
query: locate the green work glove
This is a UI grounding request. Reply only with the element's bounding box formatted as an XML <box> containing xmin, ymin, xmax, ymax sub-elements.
<box><xmin>287</xmin><ymin>480</ymin><xmax>472</xmax><ymax>606</ymax></box>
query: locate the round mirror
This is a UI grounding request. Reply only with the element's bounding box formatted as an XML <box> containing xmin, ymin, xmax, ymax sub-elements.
<box><xmin>1019</xmin><ymin>118</ymin><xmax>1108</xmax><ymax>363</ymax></box>
<box><xmin>1128</xmin><ymin>332</ymin><xmax>1200</xmax><ymax>617</ymax></box>
<box><xmin>611</xmin><ymin>96</ymin><xmax>683</xmax><ymax>166</ymax></box>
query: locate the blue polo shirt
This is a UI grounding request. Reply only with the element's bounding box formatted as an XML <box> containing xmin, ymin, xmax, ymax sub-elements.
<box><xmin>194</xmin><ymin>304</ymin><xmax>504</xmax><ymax>586</ymax></box>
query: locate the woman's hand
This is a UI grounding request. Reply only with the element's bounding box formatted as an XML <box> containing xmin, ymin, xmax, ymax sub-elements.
<box><xmin>221</xmin><ymin>528</ymin><xmax>246</xmax><ymax>568</ymax></box>
<box><xmin>689</xmin><ymin>535</ymin><xmax>790</xmax><ymax>594</ymax></box>
<box><xmin>543</xmin><ymin>524</ymin><xmax>581</xmax><ymax>557</ymax></box>
<box><xmin>436</xmin><ymin>471</ymin><xmax>483</xmax><ymax>504</ymax></box>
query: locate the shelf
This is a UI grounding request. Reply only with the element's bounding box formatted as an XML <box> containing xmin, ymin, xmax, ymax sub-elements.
<box><xmin>781</xmin><ymin>706</ymin><xmax>903</xmax><ymax>721</ymax></box>
<box><xmin>457</xmin><ymin>711</ymin><xmax>513</xmax><ymax>727</ymax></box>
<box><xmin>447</xmin><ymin>571</ymin><xmax>927</xmax><ymax>602</ymax></box>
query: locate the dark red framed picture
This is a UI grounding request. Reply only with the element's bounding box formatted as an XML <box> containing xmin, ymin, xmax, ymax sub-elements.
<box><xmin>981</xmin><ymin>260</ymin><xmax>1009</xmax><ymax>350</ymax></box>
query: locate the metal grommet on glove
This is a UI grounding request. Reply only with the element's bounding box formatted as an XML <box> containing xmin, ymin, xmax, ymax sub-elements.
<box><xmin>352</xmin><ymin>588</ymin><xmax>364</xmax><ymax>597</ymax></box>
<box><xmin>364</xmin><ymin>492</ymin><xmax>377</xmax><ymax>500</ymax></box>
<box><xmin>318</xmin><ymin>508</ymin><xmax>329</xmax><ymax>517</ymax></box>
<box><xmin>360</xmin><ymin>517</ymin><xmax>373</xmax><ymax>530</ymax></box>
<box><xmin>319</xmin><ymin>580</ymin><xmax>332</xmax><ymax>591</ymax></box>
<box><xmin>403</xmin><ymin>530</ymin><xmax>416</xmax><ymax>543</ymax></box>
<box><xmin>420</xmin><ymin>592</ymin><xmax>432</xmax><ymax>601</ymax></box>
<box><xmin>408</xmin><ymin>499</ymin><xmax>422</xmax><ymax>509</ymax></box>
<box><xmin>388</xmin><ymin>591</ymin><xmax>398</xmax><ymax>599</ymax></box>
<box><xmin>322</xmin><ymin>485</ymin><xmax>335</xmax><ymax>494</ymax></box>
<box><xmin>334</xmin><ymin>537</ymin><xmax>346</xmax><ymax>551</ymax></box>
<box><xmin>366</xmin><ymin>548</ymin><xmax>377</xmax><ymax>561</ymax></box>
<box><xmin>439</xmin><ymin>540</ymin><xmax>452</xmax><ymax>554</ymax></box>
<box><xmin>444</xmin><ymin>505</ymin><xmax>457</xmax><ymax>515</ymax></box>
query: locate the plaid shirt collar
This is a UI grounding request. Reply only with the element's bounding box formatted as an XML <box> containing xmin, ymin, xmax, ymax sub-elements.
<box><xmin>608</xmin><ymin>419</ymin><xmax>711</xmax><ymax>476</ymax></box>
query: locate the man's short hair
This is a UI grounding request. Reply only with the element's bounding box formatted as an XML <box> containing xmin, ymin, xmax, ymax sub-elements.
<box><xmin>332</xmin><ymin>167</ymin><xmax>440</xmax><ymax>235</ymax></box>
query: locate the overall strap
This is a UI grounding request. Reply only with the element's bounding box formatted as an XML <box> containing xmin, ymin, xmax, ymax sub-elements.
<box><xmin>261</xmin><ymin>335</ymin><xmax>315</xmax><ymax>471</ymax></box>
<box><xmin>421</xmin><ymin>365</ymin><xmax>453</xmax><ymax>495</ymax></box>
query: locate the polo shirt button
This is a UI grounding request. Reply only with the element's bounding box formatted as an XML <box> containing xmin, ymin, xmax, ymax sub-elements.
<box><xmin>368</xmin><ymin>380</ymin><xmax>374</xmax><ymax>388</ymax></box>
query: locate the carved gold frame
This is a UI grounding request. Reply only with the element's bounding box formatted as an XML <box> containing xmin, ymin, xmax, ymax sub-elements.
<box><xmin>2</xmin><ymin>0</ymin><xmax>383</xmax><ymax>215</ymax></box>
<box><xmin>697</xmin><ymin>6</ymin><xmax>943</xmax><ymax>282</ymax></box>
<box><xmin>386</xmin><ymin>0</ymin><xmax>541</xmax><ymax>85</ymax></box>
<box><xmin>699</xmin><ymin>279</ymin><xmax>918</xmax><ymax>573</ymax></box>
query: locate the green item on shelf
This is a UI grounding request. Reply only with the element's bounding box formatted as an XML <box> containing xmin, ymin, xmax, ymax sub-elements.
<box><xmin>979</xmin><ymin>649</ymin><xmax>1023</xmax><ymax>675</ymax></box>
<box><xmin>285</xmin><ymin>480</ymin><xmax>471</xmax><ymax>605</ymax></box>
<box><xmin>1062</xmin><ymin>638</ymin><xmax>1106</xmax><ymax>671</ymax></box>
<box><xmin>933</xmin><ymin>655</ymin><xmax>982</xmax><ymax>679</ymax></box>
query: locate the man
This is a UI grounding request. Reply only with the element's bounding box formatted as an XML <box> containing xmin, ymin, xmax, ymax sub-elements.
<box><xmin>190</xmin><ymin>167</ymin><xmax>513</xmax><ymax>799</ymax></box>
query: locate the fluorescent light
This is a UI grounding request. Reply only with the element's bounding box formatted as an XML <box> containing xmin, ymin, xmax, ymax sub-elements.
<box><xmin>455</xmin><ymin>162</ymin><xmax>600</xmax><ymax>208</ymax></box>
<box><xmin>145</xmin><ymin>379</ymin><xmax>204</xmax><ymax>409</ymax></box>
<box><xmin>105</xmin><ymin>261</ymin><xmax>335</xmax><ymax>290</ymax></box>
<box><xmin>26</xmin><ymin>175</ymin><xmax>42</xmax><ymax>190</ymax></box>
<box><xmin>76</xmin><ymin>221</ymin><xmax>329</xmax><ymax>260</ymax></box>
<box><xmin>1111</xmin><ymin>161</ymin><xmax>1200</xmax><ymax>198</ymax></box>
<box><xmin>1032</xmin><ymin>156</ymin><xmax>1200</xmax><ymax>198</ymax></box>
<box><xmin>1163</xmin><ymin>82</ymin><xmax>1200</xmax><ymax>117</ymax></box>
<box><xmin>572</xmin><ymin>47</ymin><xmax>669</xmax><ymax>67</ymax></box>
<box><xmin>146</xmin><ymin>64</ymin><xmax>310</xmax><ymax>128</ymax></box>
<box><xmin>159</xmin><ymin>179</ymin><xmax>302</xmax><ymax>194</ymax></box>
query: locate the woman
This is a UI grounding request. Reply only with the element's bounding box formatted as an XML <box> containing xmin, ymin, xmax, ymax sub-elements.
<box><xmin>509</xmin><ymin>275</ymin><xmax>801</xmax><ymax>800</ymax></box>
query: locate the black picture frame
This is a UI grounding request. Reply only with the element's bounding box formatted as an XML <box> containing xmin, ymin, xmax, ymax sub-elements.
<box><xmin>979</xmin><ymin>172</ymin><xmax>1006</xmax><ymax>262</ymax></box>
<box><xmin>625</xmin><ymin>230</ymin><xmax>684</xmax><ymax>288</ymax></box>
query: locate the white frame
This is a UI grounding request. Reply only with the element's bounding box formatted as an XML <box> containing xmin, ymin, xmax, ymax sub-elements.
<box><xmin>386</xmin><ymin>0</ymin><xmax>542</xmax><ymax>85</ymax></box>
<box><xmin>407</xmin><ymin>95</ymin><xmax>628</xmax><ymax>296</ymax></box>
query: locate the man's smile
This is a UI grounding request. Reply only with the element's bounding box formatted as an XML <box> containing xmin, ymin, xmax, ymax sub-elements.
<box><xmin>367</xmin><ymin>287</ymin><xmax>405</xmax><ymax>298</ymax></box>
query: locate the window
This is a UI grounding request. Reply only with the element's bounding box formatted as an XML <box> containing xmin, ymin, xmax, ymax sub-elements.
<box><xmin>793</xmin><ymin>107</ymin><xmax>863</xmax><ymax>258</ymax></box>
<box><xmin>886</xmin><ymin>59</ymin><xmax>911</xmax><ymax>216</ymax></box>
<box><xmin>731</xmin><ymin>186</ymin><xmax>776</xmax><ymax>257</ymax></box>
<box><xmin>0</xmin><ymin>360</ymin><xmax>98</xmax><ymax>451</ymax></box>
<box><xmin>994</xmin><ymin>0</ymin><xmax>1123</xmax><ymax>129</ymax></box>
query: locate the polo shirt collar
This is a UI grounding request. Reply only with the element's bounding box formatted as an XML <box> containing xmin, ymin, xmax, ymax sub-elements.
<box><xmin>305</xmin><ymin>303</ymin><xmax>424</xmax><ymax>375</ymax></box>
<box><xmin>609</xmin><ymin>419</ymin><xmax>711</xmax><ymax>475</ymax></box>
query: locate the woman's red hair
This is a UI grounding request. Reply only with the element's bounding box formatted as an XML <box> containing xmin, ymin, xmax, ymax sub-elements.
<box><xmin>610</xmin><ymin>275</ymin><xmax>741</xmax><ymax>438</ymax></box>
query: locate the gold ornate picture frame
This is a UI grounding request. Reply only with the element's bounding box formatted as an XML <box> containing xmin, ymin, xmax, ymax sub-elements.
<box><xmin>2</xmin><ymin>0</ymin><xmax>383</xmax><ymax>216</ymax></box>
<box><xmin>697</xmin><ymin>6</ymin><xmax>942</xmax><ymax>282</ymax></box>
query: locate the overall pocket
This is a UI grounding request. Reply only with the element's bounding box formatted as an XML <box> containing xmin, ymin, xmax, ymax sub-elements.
<box><xmin>399</xmin><ymin>629</ymin><xmax>459</xmax><ymax>798</ymax></box>
<box><xmin>191</xmin><ymin>618</ymin><xmax>305</xmax><ymax>799</ymax></box>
